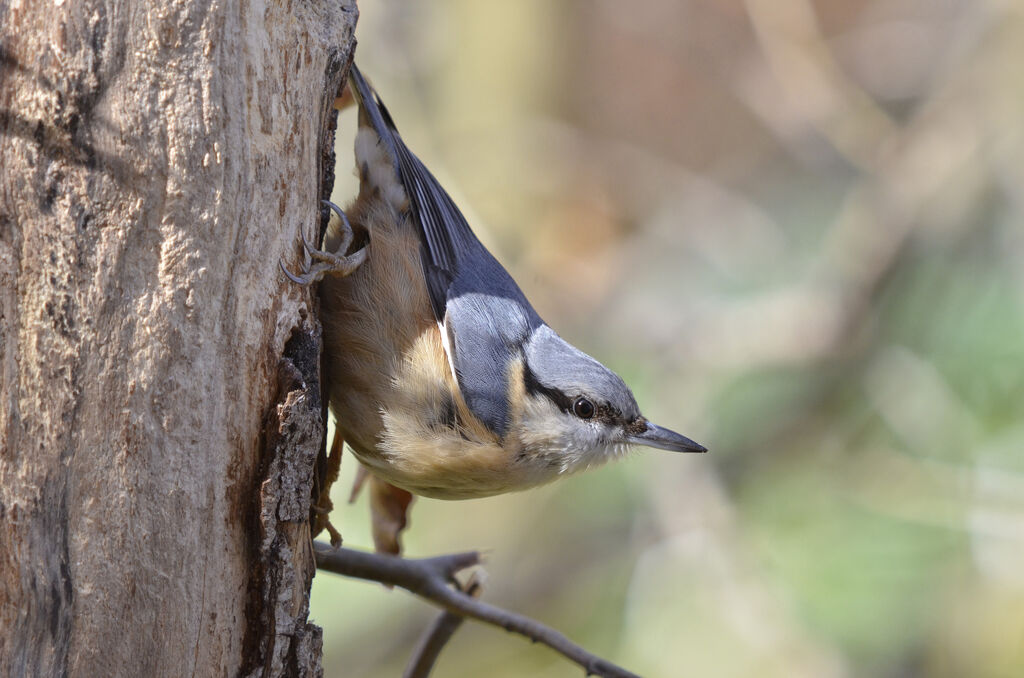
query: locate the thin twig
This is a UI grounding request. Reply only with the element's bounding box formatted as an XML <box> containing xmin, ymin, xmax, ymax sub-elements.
<box><xmin>313</xmin><ymin>542</ymin><xmax>641</xmax><ymax>678</ymax></box>
<box><xmin>404</xmin><ymin>576</ymin><xmax>482</xmax><ymax>678</ymax></box>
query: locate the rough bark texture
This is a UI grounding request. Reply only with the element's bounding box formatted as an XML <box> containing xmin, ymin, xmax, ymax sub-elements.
<box><xmin>0</xmin><ymin>0</ymin><xmax>356</xmax><ymax>676</ymax></box>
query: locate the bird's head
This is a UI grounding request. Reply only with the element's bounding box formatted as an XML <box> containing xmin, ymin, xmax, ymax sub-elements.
<box><xmin>509</xmin><ymin>325</ymin><xmax>705</xmax><ymax>475</ymax></box>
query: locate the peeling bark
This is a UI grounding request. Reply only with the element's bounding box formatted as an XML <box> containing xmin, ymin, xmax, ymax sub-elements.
<box><xmin>243</xmin><ymin>326</ymin><xmax>326</xmax><ymax>678</ymax></box>
<box><xmin>0</xmin><ymin>1</ymin><xmax>356</xmax><ymax>676</ymax></box>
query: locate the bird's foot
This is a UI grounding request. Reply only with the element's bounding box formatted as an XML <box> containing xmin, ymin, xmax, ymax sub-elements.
<box><xmin>280</xmin><ymin>200</ymin><xmax>366</xmax><ymax>284</ymax></box>
<box><xmin>347</xmin><ymin>470</ymin><xmax>414</xmax><ymax>556</ymax></box>
<box><xmin>311</xmin><ymin>427</ymin><xmax>346</xmax><ymax>547</ymax></box>
<box><xmin>369</xmin><ymin>478</ymin><xmax>413</xmax><ymax>556</ymax></box>
<box><xmin>311</xmin><ymin>504</ymin><xmax>343</xmax><ymax>547</ymax></box>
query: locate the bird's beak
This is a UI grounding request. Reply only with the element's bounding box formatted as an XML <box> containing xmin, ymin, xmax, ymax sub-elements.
<box><xmin>627</xmin><ymin>421</ymin><xmax>707</xmax><ymax>453</ymax></box>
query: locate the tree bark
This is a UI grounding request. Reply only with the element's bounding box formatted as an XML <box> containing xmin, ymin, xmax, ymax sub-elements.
<box><xmin>0</xmin><ymin>1</ymin><xmax>356</xmax><ymax>676</ymax></box>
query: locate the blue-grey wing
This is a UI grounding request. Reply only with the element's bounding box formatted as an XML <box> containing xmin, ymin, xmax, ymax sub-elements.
<box><xmin>444</xmin><ymin>260</ymin><xmax>542</xmax><ymax>437</ymax></box>
<box><xmin>349</xmin><ymin>64</ymin><xmax>544</xmax><ymax>436</ymax></box>
<box><xmin>349</xmin><ymin>65</ymin><xmax>476</xmax><ymax>319</ymax></box>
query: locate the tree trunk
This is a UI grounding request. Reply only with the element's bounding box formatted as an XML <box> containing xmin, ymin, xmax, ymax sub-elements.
<box><xmin>0</xmin><ymin>1</ymin><xmax>356</xmax><ymax>676</ymax></box>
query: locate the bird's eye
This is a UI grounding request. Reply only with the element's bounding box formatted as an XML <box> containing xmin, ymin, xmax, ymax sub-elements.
<box><xmin>573</xmin><ymin>397</ymin><xmax>595</xmax><ymax>419</ymax></box>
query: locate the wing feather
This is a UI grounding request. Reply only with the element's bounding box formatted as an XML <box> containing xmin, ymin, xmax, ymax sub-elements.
<box><xmin>348</xmin><ymin>64</ymin><xmax>543</xmax><ymax>436</ymax></box>
<box><xmin>348</xmin><ymin>65</ymin><xmax>479</xmax><ymax>319</ymax></box>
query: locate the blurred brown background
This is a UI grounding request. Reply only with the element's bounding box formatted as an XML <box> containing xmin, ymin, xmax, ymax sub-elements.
<box><xmin>313</xmin><ymin>2</ymin><xmax>1024</xmax><ymax>676</ymax></box>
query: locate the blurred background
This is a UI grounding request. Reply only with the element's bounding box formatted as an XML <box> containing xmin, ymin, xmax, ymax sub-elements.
<box><xmin>312</xmin><ymin>1</ymin><xmax>1024</xmax><ymax>676</ymax></box>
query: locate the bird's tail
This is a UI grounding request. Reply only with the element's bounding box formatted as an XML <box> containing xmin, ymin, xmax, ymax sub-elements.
<box><xmin>344</xmin><ymin>63</ymin><xmax>479</xmax><ymax>310</ymax></box>
<box><xmin>347</xmin><ymin>63</ymin><xmax>403</xmax><ymax>178</ymax></box>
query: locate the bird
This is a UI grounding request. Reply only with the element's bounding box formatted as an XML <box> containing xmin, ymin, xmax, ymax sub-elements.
<box><xmin>283</xmin><ymin>64</ymin><xmax>706</xmax><ymax>554</ymax></box>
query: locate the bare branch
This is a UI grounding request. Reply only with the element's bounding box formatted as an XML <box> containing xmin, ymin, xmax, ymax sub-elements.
<box><xmin>404</xmin><ymin>576</ymin><xmax>482</xmax><ymax>678</ymax></box>
<box><xmin>313</xmin><ymin>543</ymin><xmax>641</xmax><ymax>678</ymax></box>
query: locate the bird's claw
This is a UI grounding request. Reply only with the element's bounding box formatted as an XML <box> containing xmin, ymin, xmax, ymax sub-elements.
<box><xmin>280</xmin><ymin>201</ymin><xmax>366</xmax><ymax>285</ymax></box>
<box><xmin>323</xmin><ymin>200</ymin><xmax>355</xmax><ymax>255</ymax></box>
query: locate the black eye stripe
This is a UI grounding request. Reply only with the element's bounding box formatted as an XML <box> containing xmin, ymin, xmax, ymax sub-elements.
<box><xmin>522</xmin><ymin>361</ymin><xmax>574</xmax><ymax>413</ymax></box>
<box><xmin>522</xmin><ymin>362</ymin><xmax>628</xmax><ymax>425</ymax></box>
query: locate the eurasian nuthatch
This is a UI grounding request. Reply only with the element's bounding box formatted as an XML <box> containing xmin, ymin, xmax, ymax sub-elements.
<box><xmin>284</xmin><ymin>65</ymin><xmax>706</xmax><ymax>552</ymax></box>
